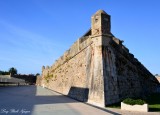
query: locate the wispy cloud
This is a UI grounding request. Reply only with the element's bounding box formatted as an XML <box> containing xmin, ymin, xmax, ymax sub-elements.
<box><xmin>0</xmin><ymin>19</ymin><xmax>64</xmax><ymax>54</ymax></box>
<box><xmin>0</xmin><ymin>19</ymin><xmax>66</xmax><ymax>74</ymax></box>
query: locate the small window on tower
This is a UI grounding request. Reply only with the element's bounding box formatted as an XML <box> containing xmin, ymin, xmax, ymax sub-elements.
<box><xmin>95</xmin><ymin>18</ymin><xmax>98</xmax><ymax>23</ymax></box>
<box><xmin>95</xmin><ymin>16</ymin><xmax>99</xmax><ymax>23</ymax></box>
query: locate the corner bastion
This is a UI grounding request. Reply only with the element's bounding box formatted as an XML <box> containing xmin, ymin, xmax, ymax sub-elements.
<box><xmin>39</xmin><ymin>10</ymin><xmax>159</xmax><ymax>107</ymax></box>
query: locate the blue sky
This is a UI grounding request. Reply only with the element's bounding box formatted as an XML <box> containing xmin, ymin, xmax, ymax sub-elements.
<box><xmin>0</xmin><ymin>0</ymin><xmax>160</xmax><ymax>75</ymax></box>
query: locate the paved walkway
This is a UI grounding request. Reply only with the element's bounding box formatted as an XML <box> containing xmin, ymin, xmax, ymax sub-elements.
<box><xmin>0</xmin><ymin>86</ymin><xmax>159</xmax><ymax>115</ymax></box>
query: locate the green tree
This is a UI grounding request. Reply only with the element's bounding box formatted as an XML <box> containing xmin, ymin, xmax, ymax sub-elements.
<box><xmin>36</xmin><ymin>73</ymin><xmax>40</xmax><ymax>76</ymax></box>
<box><xmin>155</xmin><ymin>74</ymin><xmax>159</xmax><ymax>76</ymax></box>
<box><xmin>0</xmin><ymin>70</ymin><xmax>9</xmax><ymax>75</ymax></box>
<box><xmin>9</xmin><ymin>67</ymin><xmax>17</xmax><ymax>75</ymax></box>
<box><xmin>0</xmin><ymin>70</ymin><xmax>2</xmax><ymax>75</ymax></box>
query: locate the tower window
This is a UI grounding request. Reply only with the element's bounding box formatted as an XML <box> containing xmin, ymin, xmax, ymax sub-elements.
<box><xmin>95</xmin><ymin>18</ymin><xmax>98</xmax><ymax>23</ymax></box>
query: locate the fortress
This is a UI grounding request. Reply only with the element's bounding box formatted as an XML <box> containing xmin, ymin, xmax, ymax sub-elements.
<box><xmin>39</xmin><ymin>10</ymin><xmax>159</xmax><ymax>107</ymax></box>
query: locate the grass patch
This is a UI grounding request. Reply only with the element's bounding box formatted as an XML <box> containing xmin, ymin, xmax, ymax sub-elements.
<box><xmin>106</xmin><ymin>102</ymin><xmax>121</xmax><ymax>109</ymax></box>
<box><xmin>106</xmin><ymin>93</ymin><xmax>160</xmax><ymax>112</ymax></box>
<box><xmin>145</xmin><ymin>93</ymin><xmax>160</xmax><ymax>112</ymax></box>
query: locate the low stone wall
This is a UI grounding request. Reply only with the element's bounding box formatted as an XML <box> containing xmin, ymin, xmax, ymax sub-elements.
<box><xmin>0</xmin><ymin>75</ymin><xmax>11</xmax><ymax>78</ymax></box>
<box><xmin>0</xmin><ymin>75</ymin><xmax>26</xmax><ymax>86</ymax></box>
<box><xmin>121</xmin><ymin>102</ymin><xmax>148</xmax><ymax>112</ymax></box>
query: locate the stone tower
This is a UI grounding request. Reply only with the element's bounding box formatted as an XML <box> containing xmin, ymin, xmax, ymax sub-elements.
<box><xmin>40</xmin><ymin>10</ymin><xmax>159</xmax><ymax>107</ymax></box>
<box><xmin>91</xmin><ymin>10</ymin><xmax>111</xmax><ymax>35</ymax></box>
<box><xmin>91</xmin><ymin>10</ymin><xmax>120</xmax><ymax>105</ymax></box>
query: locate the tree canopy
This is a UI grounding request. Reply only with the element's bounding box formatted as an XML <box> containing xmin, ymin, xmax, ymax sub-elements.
<box><xmin>0</xmin><ymin>67</ymin><xmax>18</xmax><ymax>75</ymax></box>
<box><xmin>0</xmin><ymin>70</ymin><xmax>9</xmax><ymax>75</ymax></box>
<box><xmin>9</xmin><ymin>67</ymin><xmax>17</xmax><ymax>75</ymax></box>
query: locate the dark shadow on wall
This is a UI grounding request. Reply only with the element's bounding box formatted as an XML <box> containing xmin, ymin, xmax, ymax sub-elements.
<box><xmin>68</xmin><ymin>87</ymin><xmax>121</xmax><ymax>115</ymax></box>
<box><xmin>68</xmin><ymin>87</ymin><xmax>89</xmax><ymax>102</ymax></box>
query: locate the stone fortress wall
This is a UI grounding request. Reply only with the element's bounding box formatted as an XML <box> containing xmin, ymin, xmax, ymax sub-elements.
<box><xmin>42</xmin><ymin>34</ymin><xmax>105</xmax><ymax>106</ymax></box>
<box><xmin>40</xmin><ymin>10</ymin><xmax>159</xmax><ymax>107</ymax></box>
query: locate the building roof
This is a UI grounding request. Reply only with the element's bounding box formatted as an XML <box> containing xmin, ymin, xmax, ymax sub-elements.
<box><xmin>156</xmin><ymin>76</ymin><xmax>160</xmax><ymax>83</ymax></box>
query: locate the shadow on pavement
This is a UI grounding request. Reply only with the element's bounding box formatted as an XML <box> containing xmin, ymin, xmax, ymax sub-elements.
<box><xmin>0</xmin><ymin>86</ymin><xmax>121</xmax><ymax>115</ymax></box>
<box><xmin>0</xmin><ymin>86</ymin><xmax>78</xmax><ymax>115</ymax></box>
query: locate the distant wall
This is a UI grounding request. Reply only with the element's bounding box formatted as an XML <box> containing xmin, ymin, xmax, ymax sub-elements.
<box><xmin>155</xmin><ymin>76</ymin><xmax>160</xmax><ymax>93</ymax></box>
<box><xmin>0</xmin><ymin>75</ymin><xmax>11</xmax><ymax>78</ymax></box>
<box><xmin>156</xmin><ymin>77</ymin><xmax>160</xmax><ymax>83</ymax></box>
<box><xmin>36</xmin><ymin>75</ymin><xmax>42</xmax><ymax>86</ymax></box>
<box><xmin>12</xmin><ymin>74</ymin><xmax>37</xmax><ymax>85</ymax></box>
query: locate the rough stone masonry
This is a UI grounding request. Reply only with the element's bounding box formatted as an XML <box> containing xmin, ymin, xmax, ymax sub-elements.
<box><xmin>39</xmin><ymin>10</ymin><xmax>159</xmax><ymax>107</ymax></box>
